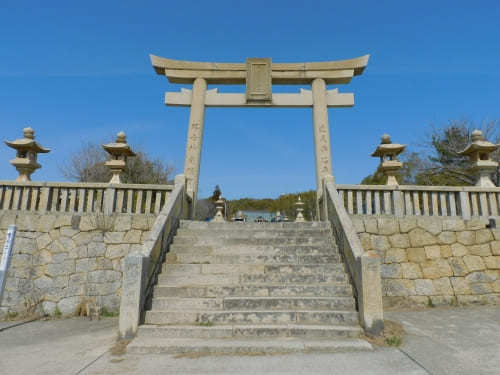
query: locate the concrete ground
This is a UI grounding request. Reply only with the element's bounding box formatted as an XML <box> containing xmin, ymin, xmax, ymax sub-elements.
<box><xmin>0</xmin><ymin>306</ymin><xmax>499</xmax><ymax>375</ymax></box>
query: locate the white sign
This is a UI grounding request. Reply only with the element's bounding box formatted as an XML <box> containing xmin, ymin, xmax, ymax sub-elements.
<box><xmin>0</xmin><ymin>225</ymin><xmax>16</xmax><ymax>304</ymax></box>
<box><xmin>1</xmin><ymin>225</ymin><xmax>16</xmax><ymax>270</ymax></box>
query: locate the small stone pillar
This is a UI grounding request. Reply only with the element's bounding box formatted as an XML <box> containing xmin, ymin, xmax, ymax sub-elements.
<box><xmin>102</xmin><ymin>132</ymin><xmax>136</xmax><ymax>184</ymax></box>
<box><xmin>371</xmin><ymin>134</ymin><xmax>406</xmax><ymax>185</ymax></box>
<box><xmin>458</xmin><ymin>130</ymin><xmax>499</xmax><ymax>187</ymax></box>
<box><xmin>5</xmin><ymin>127</ymin><xmax>50</xmax><ymax>182</ymax></box>
<box><xmin>295</xmin><ymin>196</ymin><xmax>305</xmax><ymax>222</ymax></box>
<box><xmin>234</xmin><ymin>210</ymin><xmax>244</xmax><ymax>222</ymax></box>
<box><xmin>213</xmin><ymin>197</ymin><xmax>225</xmax><ymax>222</ymax></box>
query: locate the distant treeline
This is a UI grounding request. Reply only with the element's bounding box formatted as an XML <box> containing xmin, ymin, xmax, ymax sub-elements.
<box><xmin>227</xmin><ymin>190</ymin><xmax>317</xmax><ymax>221</ymax></box>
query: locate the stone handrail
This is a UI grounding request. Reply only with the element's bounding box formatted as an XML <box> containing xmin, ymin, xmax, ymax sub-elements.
<box><xmin>0</xmin><ymin>180</ymin><xmax>174</xmax><ymax>215</ymax></box>
<box><xmin>323</xmin><ymin>177</ymin><xmax>384</xmax><ymax>335</ymax></box>
<box><xmin>119</xmin><ymin>174</ymin><xmax>188</xmax><ymax>338</ymax></box>
<box><xmin>336</xmin><ymin>184</ymin><xmax>500</xmax><ymax>219</ymax></box>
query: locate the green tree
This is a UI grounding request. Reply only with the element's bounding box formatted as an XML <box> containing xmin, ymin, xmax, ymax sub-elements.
<box><xmin>360</xmin><ymin>169</ymin><xmax>386</xmax><ymax>185</ymax></box>
<box><xmin>418</xmin><ymin>120</ymin><xmax>499</xmax><ymax>185</ymax></box>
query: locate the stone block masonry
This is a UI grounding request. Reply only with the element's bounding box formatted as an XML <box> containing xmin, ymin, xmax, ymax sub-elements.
<box><xmin>351</xmin><ymin>215</ymin><xmax>500</xmax><ymax>307</ymax></box>
<box><xmin>0</xmin><ymin>210</ymin><xmax>155</xmax><ymax>317</ymax></box>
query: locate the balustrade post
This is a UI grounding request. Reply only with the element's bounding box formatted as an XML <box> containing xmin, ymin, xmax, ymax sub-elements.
<box><xmin>459</xmin><ymin>191</ymin><xmax>471</xmax><ymax>220</ymax></box>
<box><xmin>322</xmin><ymin>176</ymin><xmax>335</xmax><ymax>221</ymax></box>
<box><xmin>103</xmin><ymin>186</ymin><xmax>116</xmax><ymax>216</ymax></box>
<box><xmin>393</xmin><ymin>190</ymin><xmax>404</xmax><ymax>217</ymax></box>
<box><xmin>39</xmin><ymin>186</ymin><xmax>50</xmax><ymax>211</ymax></box>
<box><xmin>174</xmin><ymin>174</ymin><xmax>188</xmax><ymax>219</ymax></box>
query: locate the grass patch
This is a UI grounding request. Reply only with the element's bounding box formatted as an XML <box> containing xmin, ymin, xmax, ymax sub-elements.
<box><xmin>54</xmin><ymin>307</ymin><xmax>62</xmax><ymax>317</ymax></box>
<box><xmin>427</xmin><ymin>297</ymin><xmax>435</xmax><ymax>308</ymax></box>
<box><xmin>385</xmin><ymin>336</ymin><xmax>402</xmax><ymax>347</ymax></box>
<box><xmin>100</xmin><ymin>307</ymin><xmax>119</xmax><ymax>318</ymax></box>
<box><xmin>198</xmin><ymin>321</ymin><xmax>214</xmax><ymax>327</ymax></box>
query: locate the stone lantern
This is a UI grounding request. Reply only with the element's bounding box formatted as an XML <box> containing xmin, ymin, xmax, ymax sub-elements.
<box><xmin>458</xmin><ymin>130</ymin><xmax>499</xmax><ymax>187</ymax></box>
<box><xmin>5</xmin><ymin>127</ymin><xmax>50</xmax><ymax>182</ymax></box>
<box><xmin>295</xmin><ymin>196</ymin><xmax>305</xmax><ymax>222</ymax></box>
<box><xmin>371</xmin><ymin>134</ymin><xmax>406</xmax><ymax>185</ymax></box>
<box><xmin>102</xmin><ymin>131</ymin><xmax>136</xmax><ymax>184</ymax></box>
<box><xmin>213</xmin><ymin>197</ymin><xmax>225</xmax><ymax>222</ymax></box>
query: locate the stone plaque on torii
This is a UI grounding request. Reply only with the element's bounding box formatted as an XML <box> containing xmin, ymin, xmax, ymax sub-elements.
<box><xmin>150</xmin><ymin>54</ymin><xmax>369</xmax><ymax>216</ymax></box>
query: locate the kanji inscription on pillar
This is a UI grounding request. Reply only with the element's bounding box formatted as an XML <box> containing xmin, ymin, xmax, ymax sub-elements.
<box><xmin>185</xmin><ymin>122</ymin><xmax>203</xmax><ymax>192</ymax></box>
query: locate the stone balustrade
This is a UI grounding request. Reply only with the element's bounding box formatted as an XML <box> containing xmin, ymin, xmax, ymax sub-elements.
<box><xmin>323</xmin><ymin>177</ymin><xmax>384</xmax><ymax>335</ymax></box>
<box><xmin>0</xmin><ymin>181</ymin><xmax>174</xmax><ymax>215</ymax></box>
<box><xmin>336</xmin><ymin>184</ymin><xmax>500</xmax><ymax>219</ymax></box>
<box><xmin>119</xmin><ymin>174</ymin><xmax>189</xmax><ymax>338</ymax></box>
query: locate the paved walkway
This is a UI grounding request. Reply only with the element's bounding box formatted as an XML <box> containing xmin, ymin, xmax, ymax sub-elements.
<box><xmin>0</xmin><ymin>306</ymin><xmax>499</xmax><ymax>374</ymax></box>
<box><xmin>385</xmin><ymin>307</ymin><xmax>500</xmax><ymax>375</ymax></box>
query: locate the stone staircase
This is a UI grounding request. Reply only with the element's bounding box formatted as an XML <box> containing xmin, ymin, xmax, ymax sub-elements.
<box><xmin>127</xmin><ymin>220</ymin><xmax>372</xmax><ymax>354</ymax></box>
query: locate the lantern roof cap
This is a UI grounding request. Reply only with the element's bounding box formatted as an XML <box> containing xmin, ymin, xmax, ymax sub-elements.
<box><xmin>102</xmin><ymin>131</ymin><xmax>136</xmax><ymax>156</ymax></box>
<box><xmin>5</xmin><ymin>127</ymin><xmax>50</xmax><ymax>153</ymax></box>
<box><xmin>458</xmin><ymin>129</ymin><xmax>500</xmax><ymax>156</ymax></box>
<box><xmin>371</xmin><ymin>134</ymin><xmax>406</xmax><ymax>157</ymax></box>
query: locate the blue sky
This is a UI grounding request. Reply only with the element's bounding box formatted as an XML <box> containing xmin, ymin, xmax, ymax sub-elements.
<box><xmin>1</xmin><ymin>1</ymin><xmax>499</xmax><ymax>199</ymax></box>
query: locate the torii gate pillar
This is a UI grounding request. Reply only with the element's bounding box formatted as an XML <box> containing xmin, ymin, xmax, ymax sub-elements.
<box><xmin>184</xmin><ymin>77</ymin><xmax>207</xmax><ymax>211</ymax></box>
<box><xmin>312</xmin><ymin>78</ymin><xmax>334</xmax><ymax>201</ymax></box>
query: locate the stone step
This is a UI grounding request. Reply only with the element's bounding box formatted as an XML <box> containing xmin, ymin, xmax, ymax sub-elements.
<box><xmin>222</xmin><ymin>297</ymin><xmax>355</xmax><ymax>311</ymax></box>
<box><xmin>176</xmin><ymin>228</ymin><xmax>331</xmax><ymax>237</ymax></box>
<box><xmin>127</xmin><ymin>337</ymin><xmax>372</xmax><ymax>355</ymax></box>
<box><xmin>137</xmin><ymin>220</ymin><xmax>365</xmax><ymax>355</ymax></box>
<box><xmin>137</xmin><ymin>324</ymin><xmax>362</xmax><ymax>339</ymax></box>
<box><xmin>161</xmin><ymin>263</ymin><xmax>345</xmax><ymax>276</ymax></box>
<box><xmin>157</xmin><ymin>271</ymin><xmax>347</xmax><ymax>286</ymax></box>
<box><xmin>168</xmin><ymin>244</ymin><xmax>339</xmax><ymax>257</ymax></box>
<box><xmin>239</xmin><ymin>272</ymin><xmax>347</xmax><ymax>284</ymax></box>
<box><xmin>166</xmin><ymin>252</ymin><xmax>341</xmax><ymax>265</ymax></box>
<box><xmin>179</xmin><ymin>220</ymin><xmax>330</xmax><ymax>230</ymax></box>
<box><xmin>153</xmin><ymin>284</ymin><xmax>354</xmax><ymax>298</ymax></box>
<box><xmin>151</xmin><ymin>297</ymin><xmax>355</xmax><ymax>311</ymax></box>
<box><xmin>157</xmin><ymin>274</ymin><xmax>240</xmax><ymax>286</ymax></box>
<box><xmin>173</xmin><ymin>237</ymin><xmax>332</xmax><ymax>246</ymax></box>
<box><xmin>145</xmin><ymin>310</ymin><xmax>359</xmax><ymax>325</ymax></box>
<box><xmin>152</xmin><ymin>297</ymin><xmax>222</xmax><ymax>311</ymax></box>
<box><xmin>162</xmin><ymin>264</ymin><xmax>264</xmax><ymax>276</ymax></box>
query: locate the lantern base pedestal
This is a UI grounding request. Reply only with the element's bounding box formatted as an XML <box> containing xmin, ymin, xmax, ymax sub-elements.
<box><xmin>10</xmin><ymin>158</ymin><xmax>41</xmax><ymax>182</ymax></box>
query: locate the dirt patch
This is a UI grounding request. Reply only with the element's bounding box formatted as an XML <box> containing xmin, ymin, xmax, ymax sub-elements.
<box><xmin>173</xmin><ymin>351</ymin><xmax>291</xmax><ymax>359</ymax></box>
<box><xmin>110</xmin><ymin>339</ymin><xmax>132</xmax><ymax>356</ymax></box>
<box><xmin>362</xmin><ymin>319</ymin><xmax>405</xmax><ymax>347</ymax></box>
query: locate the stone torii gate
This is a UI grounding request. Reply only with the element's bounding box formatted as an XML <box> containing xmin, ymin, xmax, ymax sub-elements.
<box><xmin>150</xmin><ymin>54</ymin><xmax>369</xmax><ymax>216</ymax></box>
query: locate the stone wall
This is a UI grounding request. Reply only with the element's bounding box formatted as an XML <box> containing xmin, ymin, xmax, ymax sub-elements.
<box><xmin>350</xmin><ymin>215</ymin><xmax>500</xmax><ymax>307</ymax></box>
<box><xmin>0</xmin><ymin>210</ymin><xmax>155</xmax><ymax>317</ymax></box>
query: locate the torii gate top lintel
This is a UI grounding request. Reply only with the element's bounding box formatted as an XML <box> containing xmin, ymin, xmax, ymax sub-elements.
<box><xmin>150</xmin><ymin>54</ymin><xmax>369</xmax><ymax>85</ymax></box>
